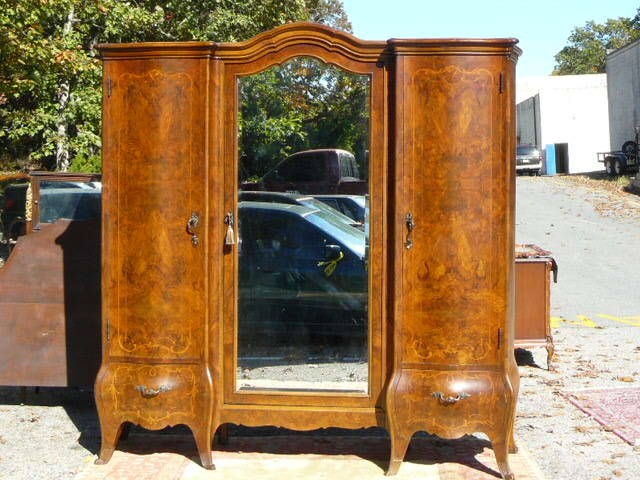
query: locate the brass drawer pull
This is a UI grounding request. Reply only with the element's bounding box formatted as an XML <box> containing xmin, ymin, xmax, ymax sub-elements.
<box><xmin>187</xmin><ymin>212</ymin><xmax>200</xmax><ymax>246</ymax></box>
<box><xmin>432</xmin><ymin>391</ymin><xmax>471</xmax><ymax>405</ymax></box>
<box><xmin>135</xmin><ymin>384</ymin><xmax>172</xmax><ymax>398</ymax></box>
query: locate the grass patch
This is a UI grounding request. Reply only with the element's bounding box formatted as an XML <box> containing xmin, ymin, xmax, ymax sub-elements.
<box><xmin>556</xmin><ymin>172</ymin><xmax>635</xmax><ymax>196</ymax></box>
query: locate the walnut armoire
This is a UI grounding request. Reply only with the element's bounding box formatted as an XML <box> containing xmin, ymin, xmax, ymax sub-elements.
<box><xmin>94</xmin><ymin>22</ymin><xmax>522</xmax><ymax>479</ymax></box>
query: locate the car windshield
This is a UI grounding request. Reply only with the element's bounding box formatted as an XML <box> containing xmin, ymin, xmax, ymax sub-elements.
<box><xmin>351</xmin><ymin>196</ymin><xmax>366</xmax><ymax>208</ymax></box>
<box><xmin>297</xmin><ymin>197</ymin><xmax>357</xmax><ymax>224</ymax></box>
<box><xmin>517</xmin><ymin>145</ymin><xmax>539</xmax><ymax>156</ymax></box>
<box><xmin>304</xmin><ymin>208</ymin><xmax>366</xmax><ymax>258</ymax></box>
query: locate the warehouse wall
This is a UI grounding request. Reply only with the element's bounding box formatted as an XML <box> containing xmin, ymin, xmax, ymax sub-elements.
<box><xmin>606</xmin><ymin>39</ymin><xmax>640</xmax><ymax>152</ymax></box>
<box><xmin>516</xmin><ymin>94</ymin><xmax>541</xmax><ymax>147</ymax></box>
<box><xmin>516</xmin><ymin>74</ymin><xmax>609</xmax><ymax>174</ymax></box>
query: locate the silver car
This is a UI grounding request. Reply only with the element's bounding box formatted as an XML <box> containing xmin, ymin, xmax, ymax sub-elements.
<box><xmin>516</xmin><ymin>145</ymin><xmax>543</xmax><ymax>175</ymax></box>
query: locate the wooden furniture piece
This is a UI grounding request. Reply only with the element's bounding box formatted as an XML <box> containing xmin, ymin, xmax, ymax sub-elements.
<box><xmin>95</xmin><ymin>23</ymin><xmax>521</xmax><ymax>478</ymax></box>
<box><xmin>515</xmin><ymin>248</ymin><xmax>558</xmax><ymax>370</ymax></box>
<box><xmin>0</xmin><ymin>173</ymin><xmax>101</xmax><ymax>387</ymax></box>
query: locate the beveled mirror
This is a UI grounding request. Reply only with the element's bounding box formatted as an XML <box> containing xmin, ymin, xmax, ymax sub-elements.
<box><xmin>235</xmin><ymin>57</ymin><xmax>371</xmax><ymax>393</ymax></box>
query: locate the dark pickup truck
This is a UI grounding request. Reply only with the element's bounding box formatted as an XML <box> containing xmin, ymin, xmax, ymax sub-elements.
<box><xmin>241</xmin><ymin>148</ymin><xmax>367</xmax><ymax>194</ymax></box>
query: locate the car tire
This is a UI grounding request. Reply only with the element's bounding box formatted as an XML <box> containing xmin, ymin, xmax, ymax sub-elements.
<box><xmin>614</xmin><ymin>159</ymin><xmax>623</xmax><ymax>176</ymax></box>
<box><xmin>605</xmin><ymin>159</ymin><xmax>614</xmax><ymax>176</ymax></box>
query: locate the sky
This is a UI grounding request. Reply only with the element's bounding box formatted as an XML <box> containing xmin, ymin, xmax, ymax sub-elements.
<box><xmin>341</xmin><ymin>0</ymin><xmax>639</xmax><ymax>77</ymax></box>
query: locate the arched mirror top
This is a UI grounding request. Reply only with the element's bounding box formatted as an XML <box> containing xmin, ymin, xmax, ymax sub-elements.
<box><xmin>215</xmin><ymin>22</ymin><xmax>388</xmax><ymax>67</ymax></box>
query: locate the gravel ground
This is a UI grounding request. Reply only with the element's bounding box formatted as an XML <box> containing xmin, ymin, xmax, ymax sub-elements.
<box><xmin>1</xmin><ymin>174</ymin><xmax>639</xmax><ymax>479</ymax></box>
<box><xmin>515</xmin><ymin>175</ymin><xmax>640</xmax><ymax>480</ymax></box>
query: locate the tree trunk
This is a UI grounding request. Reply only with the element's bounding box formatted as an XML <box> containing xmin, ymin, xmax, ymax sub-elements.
<box><xmin>55</xmin><ymin>6</ymin><xmax>75</xmax><ymax>172</ymax></box>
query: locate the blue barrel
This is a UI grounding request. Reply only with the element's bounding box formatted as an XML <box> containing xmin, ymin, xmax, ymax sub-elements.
<box><xmin>545</xmin><ymin>144</ymin><xmax>556</xmax><ymax>175</ymax></box>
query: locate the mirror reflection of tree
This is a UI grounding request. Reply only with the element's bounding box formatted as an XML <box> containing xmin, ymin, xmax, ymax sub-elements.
<box><xmin>238</xmin><ymin>57</ymin><xmax>370</xmax><ymax>182</ymax></box>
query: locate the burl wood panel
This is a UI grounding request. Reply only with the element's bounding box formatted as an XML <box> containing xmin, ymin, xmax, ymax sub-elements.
<box><xmin>399</xmin><ymin>61</ymin><xmax>504</xmax><ymax>367</ymax></box>
<box><xmin>103</xmin><ymin>61</ymin><xmax>207</xmax><ymax>361</ymax></box>
<box><xmin>0</xmin><ymin>220</ymin><xmax>101</xmax><ymax>387</ymax></box>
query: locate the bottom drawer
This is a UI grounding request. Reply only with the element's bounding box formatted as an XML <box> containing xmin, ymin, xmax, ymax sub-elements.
<box><xmin>98</xmin><ymin>363</ymin><xmax>204</xmax><ymax>429</ymax></box>
<box><xmin>391</xmin><ymin>369</ymin><xmax>512</xmax><ymax>439</ymax></box>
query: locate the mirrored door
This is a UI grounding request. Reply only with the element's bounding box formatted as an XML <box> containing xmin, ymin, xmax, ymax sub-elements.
<box><xmin>235</xmin><ymin>57</ymin><xmax>371</xmax><ymax>393</ymax></box>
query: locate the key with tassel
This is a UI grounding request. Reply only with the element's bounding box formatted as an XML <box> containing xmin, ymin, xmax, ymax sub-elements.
<box><xmin>224</xmin><ymin>212</ymin><xmax>235</xmax><ymax>245</ymax></box>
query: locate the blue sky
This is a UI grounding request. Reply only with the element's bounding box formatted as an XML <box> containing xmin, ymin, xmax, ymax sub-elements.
<box><xmin>341</xmin><ymin>0</ymin><xmax>639</xmax><ymax>76</ymax></box>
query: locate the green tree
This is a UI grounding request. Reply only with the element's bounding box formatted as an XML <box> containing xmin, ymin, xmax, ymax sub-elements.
<box><xmin>0</xmin><ymin>0</ymin><xmax>350</xmax><ymax>173</ymax></box>
<box><xmin>553</xmin><ymin>15</ymin><xmax>640</xmax><ymax>75</ymax></box>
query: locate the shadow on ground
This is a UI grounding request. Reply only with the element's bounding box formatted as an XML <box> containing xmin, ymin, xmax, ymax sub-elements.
<box><xmin>0</xmin><ymin>386</ymin><xmax>100</xmax><ymax>454</ymax></box>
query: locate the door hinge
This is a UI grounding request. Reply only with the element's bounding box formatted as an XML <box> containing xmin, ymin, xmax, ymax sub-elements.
<box><xmin>106</xmin><ymin>321</ymin><xmax>111</xmax><ymax>341</ymax></box>
<box><xmin>498</xmin><ymin>328</ymin><xmax>503</xmax><ymax>349</ymax></box>
<box><xmin>106</xmin><ymin>77</ymin><xmax>113</xmax><ymax>98</ymax></box>
<box><xmin>499</xmin><ymin>72</ymin><xmax>505</xmax><ymax>94</ymax></box>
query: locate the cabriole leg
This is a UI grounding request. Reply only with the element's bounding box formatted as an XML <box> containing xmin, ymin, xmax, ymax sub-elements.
<box><xmin>546</xmin><ymin>336</ymin><xmax>555</xmax><ymax>370</ymax></box>
<box><xmin>492</xmin><ymin>437</ymin><xmax>514</xmax><ymax>480</ymax></box>
<box><xmin>95</xmin><ymin>421</ymin><xmax>125</xmax><ymax>465</ymax></box>
<box><xmin>386</xmin><ymin>427</ymin><xmax>412</xmax><ymax>476</ymax></box>
<box><xmin>191</xmin><ymin>425</ymin><xmax>214</xmax><ymax>470</ymax></box>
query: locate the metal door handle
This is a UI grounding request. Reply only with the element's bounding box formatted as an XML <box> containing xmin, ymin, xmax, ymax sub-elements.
<box><xmin>405</xmin><ymin>212</ymin><xmax>415</xmax><ymax>249</ymax></box>
<box><xmin>187</xmin><ymin>212</ymin><xmax>200</xmax><ymax>246</ymax></box>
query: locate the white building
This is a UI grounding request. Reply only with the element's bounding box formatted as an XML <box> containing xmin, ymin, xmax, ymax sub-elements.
<box><xmin>516</xmin><ymin>74</ymin><xmax>610</xmax><ymax>174</ymax></box>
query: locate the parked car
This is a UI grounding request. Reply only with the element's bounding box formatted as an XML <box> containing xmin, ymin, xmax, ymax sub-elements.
<box><xmin>239</xmin><ymin>190</ymin><xmax>362</xmax><ymax>229</ymax></box>
<box><xmin>237</xmin><ymin>201</ymin><xmax>367</xmax><ymax>351</ymax></box>
<box><xmin>516</xmin><ymin>144</ymin><xmax>543</xmax><ymax>175</ymax></box>
<box><xmin>241</xmin><ymin>148</ymin><xmax>368</xmax><ymax>194</ymax></box>
<box><xmin>313</xmin><ymin>194</ymin><xmax>366</xmax><ymax>224</ymax></box>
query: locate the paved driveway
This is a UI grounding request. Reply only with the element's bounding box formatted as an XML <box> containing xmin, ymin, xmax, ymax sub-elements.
<box><xmin>517</xmin><ymin>176</ymin><xmax>640</xmax><ymax>322</ymax></box>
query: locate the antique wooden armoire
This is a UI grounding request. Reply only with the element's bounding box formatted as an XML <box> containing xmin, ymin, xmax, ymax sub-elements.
<box><xmin>95</xmin><ymin>23</ymin><xmax>521</xmax><ymax>478</ymax></box>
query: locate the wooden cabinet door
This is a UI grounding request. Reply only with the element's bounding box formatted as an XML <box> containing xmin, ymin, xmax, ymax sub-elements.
<box><xmin>394</xmin><ymin>55</ymin><xmax>510</xmax><ymax>368</ymax></box>
<box><xmin>102</xmin><ymin>58</ymin><xmax>208</xmax><ymax>362</ymax></box>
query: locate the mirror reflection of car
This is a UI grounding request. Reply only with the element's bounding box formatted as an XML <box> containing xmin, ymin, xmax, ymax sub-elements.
<box><xmin>241</xmin><ymin>149</ymin><xmax>367</xmax><ymax>195</ymax></box>
<box><xmin>516</xmin><ymin>144</ymin><xmax>543</xmax><ymax>176</ymax></box>
<box><xmin>239</xmin><ymin>190</ymin><xmax>363</xmax><ymax>229</ymax></box>
<box><xmin>312</xmin><ymin>194</ymin><xmax>366</xmax><ymax>224</ymax></box>
<box><xmin>237</xmin><ymin>201</ymin><xmax>367</xmax><ymax>351</ymax></box>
